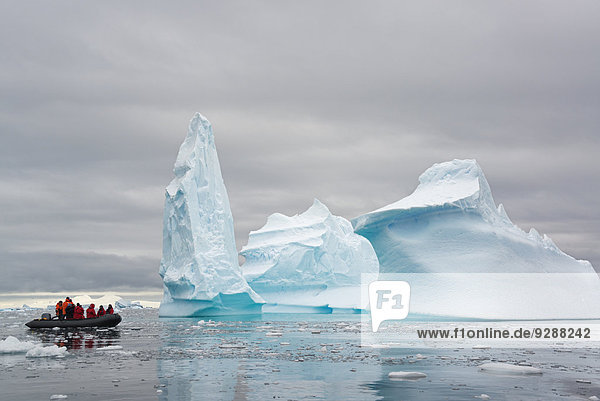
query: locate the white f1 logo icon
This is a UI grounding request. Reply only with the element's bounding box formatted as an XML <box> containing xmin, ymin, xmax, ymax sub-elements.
<box><xmin>369</xmin><ymin>281</ymin><xmax>411</xmax><ymax>332</ymax></box>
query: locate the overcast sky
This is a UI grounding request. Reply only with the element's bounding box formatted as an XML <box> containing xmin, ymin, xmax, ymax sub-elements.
<box><xmin>1</xmin><ymin>1</ymin><xmax>598</xmax><ymax>293</ymax></box>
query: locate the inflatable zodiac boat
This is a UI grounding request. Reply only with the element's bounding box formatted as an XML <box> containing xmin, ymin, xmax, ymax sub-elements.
<box><xmin>25</xmin><ymin>313</ymin><xmax>122</xmax><ymax>329</ymax></box>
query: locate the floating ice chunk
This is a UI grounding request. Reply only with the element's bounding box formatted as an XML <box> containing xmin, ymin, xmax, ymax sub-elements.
<box><xmin>159</xmin><ymin>113</ymin><xmax>262</xmax><ymax>317</ymax></box>
<box><xmin>0</xmin><ymin>336</ymin><xmax>38</xmax><ymax>354</ymax></box>
<box><xmin>97</xmin><ymin>345</ymin><xmax>123</xmax><ymax>351</ymax></box>
<box><xmin>588</xmin><ymin>396</ymin><xmax>599</xmax><ymax>400</ymax></box>
<box><xmin>218</xmin><ymin>343</ymin><xmax>246</xmax><ymax>349</ymax></box>
<box><xmin>26</xmin><ymin>345</ymin><xmax>68</xmax><ymax>358</ymax></box>
<box><xmin>50</xmin><ymin>396</ymin><xmax>68</xmax><ymax>400</ymax></box>
<box><xmin>478</xmin><ymin>362</ymin><xmax>542</xmax><ymax>375</ymax></box>
<box><xmin>576</xmin><ymin>379</ymin><xmax>592</xmax><ymax>384</ymax></box>
<box><xmin>363</xmin><ymin>344</ymin><xmax>390</xmax><ymax>349</ymax></box>
<box><xmin>388</xmin><ymin>371</ymin><xmax>427</xmax><ymax>380</ymax></box>
<box><xmin>474</xmin><ymin>395</ymin><xmax>490</xmax><ymax>400</ymax></box>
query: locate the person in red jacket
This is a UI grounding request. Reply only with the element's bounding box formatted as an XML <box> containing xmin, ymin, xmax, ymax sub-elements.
<box><xmin>56</xmin><ymin>301</ymin><xmax>63</xmax><ymax>320</ymax></box>
<box><xmin>106</xmin><ymin>304</ymin><xmax>114</xmax><ymax>314</ymax></box>
<box><xmin>62</xmin><ymin>297</ymin><xmax>73</xmax><ymax>317</ymax></box>
<box><xmin>73</xmin><ymin>303</ymin><xmax>85</xmax><ymax>319</ymax></box>
<box><xmin>86</xmin><ymin>303</ymin><xmax>97</xmax><ymax>319</ymax></box>
<box><xmin>97</xmin><ymin>305</ymin><xmax>106</xmax><ymax>317</ymax></box>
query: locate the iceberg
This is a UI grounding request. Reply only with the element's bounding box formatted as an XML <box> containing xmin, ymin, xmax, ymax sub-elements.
<box><xmin>352</xmin><ymin>159</ymin><xmax>600</xmax><ymax>319</ymax></box>
<box><xmin>241</xmin><ymin>199</ymin><xmax>379</xmax><ymax>311</ymax></box>
<box><xmin>159</xmin><ymin>113</ymin><xmax>263</xmax><ymax>317</ymax></box>
<box><xmin>353</xmin><ymin>159</ymin><xmax>595</xmax><ymax>274</ymax></box>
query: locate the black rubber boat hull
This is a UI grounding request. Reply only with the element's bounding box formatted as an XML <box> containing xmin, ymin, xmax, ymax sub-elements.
<box><xmin>25</xmin><ymin>314</ymin><xmax>122</xmax><ymax>329</ymax></box>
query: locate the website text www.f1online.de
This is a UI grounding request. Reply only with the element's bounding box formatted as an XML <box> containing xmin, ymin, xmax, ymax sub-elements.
<box><xmin>416</xmin><ymin>327</ymin><xmax>592</xmax><ymax>340</ymax></box>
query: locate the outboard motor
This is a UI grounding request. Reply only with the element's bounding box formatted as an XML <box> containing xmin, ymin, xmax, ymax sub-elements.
<box><xmin>41</xmin><ymin>313</ymin><xmax>52</xmax><ymax>320</ymax></box>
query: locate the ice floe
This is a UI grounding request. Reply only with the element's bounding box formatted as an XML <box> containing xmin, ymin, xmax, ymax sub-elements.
<box><xmin>26</xmin><ymin>345</ymin><xmax>68</xmax><ymax>358</ymax></box>
<box><xmin>96</xmin><ymin>345</ymin><xmax>124</xmax><ymax>351</ymax></box>
<box><xmin>478</xmin><ymin>362</ymin><xmax>542</xmax><ymax>375</ymax></box>
<box><xmin>388</xmin><ymin>371</ymin><xmax>427</xmax><ymax>380</ymax></box>
<box><xmin>0</xmin><ymin>336</ymin><xmax>38</xmax><ymax>354</ymax></box>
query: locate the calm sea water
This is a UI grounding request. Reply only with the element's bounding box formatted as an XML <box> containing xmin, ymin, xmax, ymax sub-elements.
<box><xmin>1</xmin><ymin>308</ymin><xmax>599</xmax><ymax>400</ymax></box>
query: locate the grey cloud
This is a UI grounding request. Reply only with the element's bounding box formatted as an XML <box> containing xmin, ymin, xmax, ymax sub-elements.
<box><xmin>1</xmin><ymin>1</ymin><xmax>599</xmax><ymax>292</ymax></box>
<box><xmin>0</xmin><ymin>250</ymin><xmax>160</xmax><ymax>293</ymax></box>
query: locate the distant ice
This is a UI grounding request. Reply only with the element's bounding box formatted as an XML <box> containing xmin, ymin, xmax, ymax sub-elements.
<box><xmin>0</xmin><ymin>293</ymin><xmax>160</xmax><ymax>310</ymax></box>
<box><xmin>115</xmin><ymin>299</ymin><xmax>160</xmax><ymax>309</ymax></box>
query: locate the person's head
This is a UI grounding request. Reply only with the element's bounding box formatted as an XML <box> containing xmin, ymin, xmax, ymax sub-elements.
<box><xmin>58</xmin><ymin>301</ymin><xmax>62</xmax><ymax>305</ymax></box>
<box><xmin>99</xmin><ymin>305</ymin><xmax>104</xmax><ymax>309</ymax></box>
<box><xmin>90</xmin><ymin>303</ymin><xmax>95</xmax><ymax>308</ymax></box>
<box><xmin>77</xmin><ymin>303</ymin><xmax>80</xmax><ymax>307</ymax></box>
<box><xmin>108</xmin><ymin>304</ymin><xmax>112</xmax><ymax>308</ymax></box>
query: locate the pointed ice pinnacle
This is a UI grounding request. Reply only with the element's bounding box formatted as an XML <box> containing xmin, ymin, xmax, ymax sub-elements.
<box><xmin>159</xmin><ymin>113</ymin><xmax>263</xmax><ymax>317</ymax></box>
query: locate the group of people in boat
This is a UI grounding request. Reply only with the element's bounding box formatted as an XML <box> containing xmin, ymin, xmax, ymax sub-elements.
<box><xmin>55</xmin><ymin>297</ymin><xmax>114</xmax><ymax>320</ymax></box>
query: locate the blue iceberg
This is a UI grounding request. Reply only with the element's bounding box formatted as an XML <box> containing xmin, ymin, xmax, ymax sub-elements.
<box><xmin>159</xmin><ymin>113</ymin><xmax>263</xmax><ymax>317</ymax></box>
<box><xmin>158</xmin><ymin>114</ymin><xmax>599</xmax><ymax>320</ymax></box>
<box><xmin>352</xmin><ymin>159</ymin><xmax>595</xmax><ymax>275</ymax></box>
<box><xmin>241</xmin><ymin>199</ymin><xmax>379</xmax><ymax>312</ymax></box>
<box><xmin>352</xmin><ymin>159</ymin><xmax>600</xmax><ymax>319</ymax></box>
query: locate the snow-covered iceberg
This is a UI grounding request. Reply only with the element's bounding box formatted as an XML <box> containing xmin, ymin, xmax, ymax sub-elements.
<box><xmin>241</xmin><ymin>199</ymin><xmax>379</xmax><ymax>312</ymax></box>
<box><xmin>353</xmin><ymin>159</ymin><xmax>595</xmax><ymax>274</ymax></box>
<box><xmin>159</xmin><ymin>113</ymin><xmax>263</xmax><ymax>317</ymax></box>
<box><xmin>352</xmin><ymin>159</ymin><xmax>600</xmax><ymax>319</ymax></box>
